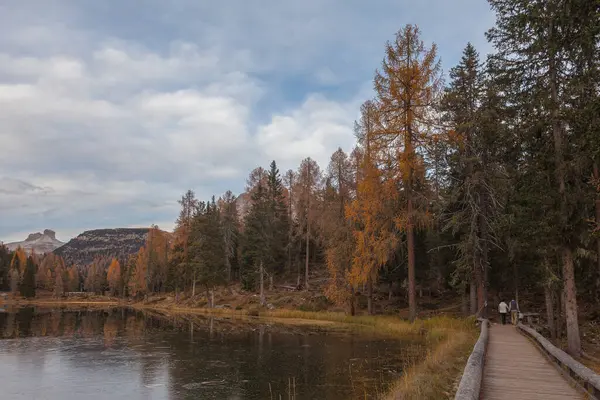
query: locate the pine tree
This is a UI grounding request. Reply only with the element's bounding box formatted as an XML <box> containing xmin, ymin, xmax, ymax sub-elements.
<box><xmin>219</xmin><ymin>190</ymin><xmax>240</xmax><ymax>282</ymax></box>
<box><xmin>189</xmin><ymin>197</ymin><xmax>226</xmax><ymax>307</ymax></box>
<box><xmin>19</xmin><ymin>256</ymin><xmax>36</xmax><ymax>298</ymax></box>
<box><xmin>241</xmin><ymin>180</ymin><xmax>272</xmax><ymax>298</ymax></box>
<box><xmin>487</xmin><ymin>0</ymin><xmax>587</xmax><ymax>356</ymax></box>
<box><xmin>266</xmin><ymin>160</ymin><xmax>290</xmax><ymax>276</ymax></box>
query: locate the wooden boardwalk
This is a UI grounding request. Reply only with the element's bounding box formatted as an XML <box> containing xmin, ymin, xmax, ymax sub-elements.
<box><xmin>481</xmin><ymin>324</ymin><xmax>584</xmax><ymax>400</ymax></box>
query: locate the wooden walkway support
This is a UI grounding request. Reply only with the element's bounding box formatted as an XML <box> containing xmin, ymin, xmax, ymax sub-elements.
<box><xmin>481</xmin><ymin>324</ymin><xmax>583</xmax><ymax>399</ymax></box>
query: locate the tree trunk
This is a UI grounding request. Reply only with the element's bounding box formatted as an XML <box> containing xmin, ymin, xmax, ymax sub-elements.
<box><xmin>389</xmin><ymin>282</ymin><xmax>393</xmax><ymax>301</ymax></box>
<box><xmin>225</xmin><ymin>247</ymin><xmax>231</xmax><ymax>282</ymax></box>
<box><xmin>469</xmin><ymin>279</ymin><xmax>477</xmax><ymax>315</ymax></box>
<box><xmin>269</xmin><ymin>275</ymin><xmax>273</xmax><ymax>292</ymax></box>
<box><xmin>211</xmin><ymin>289</ymin><xmax>215</xmax><ymax>309</ymax></box>
<box><xmin>205</xmin><ymin>286</ymin><xmax>211</xmax><ymax>308</ymax></box>
<box><xmin>350</xmin><ymin>287</ymin><xmax>356</xmax><ymax>316</ymax></box>
<box><xmin>594</xmin><ymin>162</ymin><xmax>600</xmax><ymax>296</ymax></box>
<box><xmin>367</xmin><ymin>276</ymin><xmax>373</xmax><ymax>315</ymax></box>
<box><xmin>192</xmin><ymin>274</ymin><xmax>196</xmax><ymax>297</ymax></box>
<box><xmin>544</xmin><ymin>285</ymin><xmax>556</xmax><ymax>340</ymax></box>
<box><xmin>556</xmin><ymin>287</ymin><xmax>563</xmax><ymax>340</ymax></box>
<box><xmin>407</xmin><ymin>198</ymin><xmax>416</xmax><ymax>322</ymax></box>
<box><xmin>480</xmin><ymin>200</ymin><xmax>490</xmax><ymax>319</ymax></box>
<box><xmin>474</xmin><ymin>259</ymin><xmax>484</xmax><ymax>315</ymax></box>
<box><xmin>461</xmin><ymin>284</ymin><xmax>468</xmax><ymax>317</ymax></box>
<box><xmin>305</xmin><ymin>219</ymin><xmax>310</xmax><ymax>290</ymax></box>
<box><xmin>548</xmin><ymin>18</ymin><xmax>580</xmax><ymax>356</ymax></box>
<box><xmin>562</xmin><ymin>248</ymin><xmax>581</xmax><ymax>356</ymax></box>
<box><xmin>260</xmin><ymin>261</ymin><xmax>266</xmax><ymax>307</ymax></box>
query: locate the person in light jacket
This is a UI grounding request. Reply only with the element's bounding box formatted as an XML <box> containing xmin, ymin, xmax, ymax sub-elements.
<box><xmin>509</xmin><ymin>299</ymin><xmax>519</xmax><ymax>325</ymax></box>
<box><xmin>498</xmin><ymin>300</ymin><xmax>508</xmax><ymax>325</ymax></box>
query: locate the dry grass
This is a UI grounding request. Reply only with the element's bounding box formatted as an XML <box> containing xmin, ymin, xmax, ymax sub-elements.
<box><xmin>384</xmin><ymin>326</ymin><xmax>477</xmax><ymax>400</ymax></box>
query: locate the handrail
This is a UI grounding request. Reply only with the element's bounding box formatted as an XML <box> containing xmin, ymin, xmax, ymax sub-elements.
<box><xmin>455</xmin><ymin>319</ymin><xmax>489</xmax><ymax>400</ymax></box>
<box><xmin>518</xmin><ymin>323</ymin><xmax>600</xmax><ymax>399</ymax></box>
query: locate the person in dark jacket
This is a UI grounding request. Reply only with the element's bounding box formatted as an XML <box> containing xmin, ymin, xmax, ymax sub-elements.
<box><xmin>509</xmin><ymin>299</ymin><xmax>519</xmax><ymax>325</ymax></box>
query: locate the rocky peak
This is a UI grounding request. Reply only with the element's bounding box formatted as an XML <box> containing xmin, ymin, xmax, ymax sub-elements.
<box><xmin>5</xmin><ymin>229</ymin><xmax>64</xmax><ymax>254</ymax></box>
<box><xmin>43</xmin><ymin>229</ymin><xmax>56</xmax><ymax>239</ymax></box>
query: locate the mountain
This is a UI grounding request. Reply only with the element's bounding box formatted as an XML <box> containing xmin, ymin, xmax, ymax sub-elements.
<box><xmin>5</xmin><ymin>229</ymin><xmax>64</xmax><ymax>254</ymax></box>
<box><xmin>54</xmin><ymin>228</ymin><xmax>151</xmax><ymax>266</ymax></box>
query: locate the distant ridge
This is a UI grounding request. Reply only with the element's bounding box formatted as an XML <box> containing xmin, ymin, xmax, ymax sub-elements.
<box><xmin>53</xmin><ymin>228</ymin><xmax>152</xmax><ymax>267</ymax></box>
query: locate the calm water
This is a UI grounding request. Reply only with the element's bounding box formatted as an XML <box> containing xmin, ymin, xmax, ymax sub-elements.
<box><xmin>0</xmin><ymin>307</ymin><xmax>425</xmax><ymax>399</ymax></box>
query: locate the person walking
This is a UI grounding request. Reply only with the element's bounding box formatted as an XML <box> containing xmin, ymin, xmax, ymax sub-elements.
<box><xmin>509</xmin><ymin>299</ymin><xmax>519</xmax><ymax>325</ymax></box>
<box><xmin>498</xmin><ymin>299</ymin><xmax>508</xmax><ymax>325</ymax></box>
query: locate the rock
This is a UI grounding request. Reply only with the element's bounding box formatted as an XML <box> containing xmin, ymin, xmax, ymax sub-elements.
<box><xmin>267</xmin><ymin>303</ymin><xmax>275</xmax><ymax>310</ymax></box>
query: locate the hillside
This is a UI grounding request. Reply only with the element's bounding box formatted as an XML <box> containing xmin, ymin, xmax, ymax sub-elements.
<box><xmin>53</xmin><ymin>228</ymin><xmax>150</xmax><ymax>266</ymax></box>
<box><xmin>5</xmin><ymin>229</ymin><xmax>64</xmax><ymax>254</ymax></box>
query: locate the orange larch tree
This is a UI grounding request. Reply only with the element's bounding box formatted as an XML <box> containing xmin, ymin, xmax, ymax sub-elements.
<box><xmin>373</xmin><ymin>24</ymin><xmax>442</xmax><ymax>321</ymax></box>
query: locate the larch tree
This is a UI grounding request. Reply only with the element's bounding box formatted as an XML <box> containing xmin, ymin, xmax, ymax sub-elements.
<box><xmin>173</xmin><ymin>190</ymin><xmax>198</xmax><ymax>291</ymax></box>
<box><xmin>373</xmin><ymin>24</ymin><xmax>443</xmax><ymax>321</ymax></box>
<box><xmin>323</xmin><ymin>148</ymin><xmax>356</xmax><ymax>314</ymax></box>
<box><xmin>295</xmin><ymin>157</ymin><xmax>322</xmax><ymax>290</ymax></box>
<box><xmin>283</xmin><ymin>169</ymin><xmax>296</xmax><ymax>276</ymax></box>
<box><xmin>107</xmin><ymin>258</ymin><xmax>122</xmax><ymax>296</ymax></box>
<box><xmin>347</xmin><ymin>100</ymin><xmax>399</xmax><ymax>315</ymax></box>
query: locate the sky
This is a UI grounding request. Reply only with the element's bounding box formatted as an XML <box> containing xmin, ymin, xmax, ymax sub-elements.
<box><xmin>0</xmin><ymin>0</ymin><xmax>496</xmax><ymax>243</ymax></box>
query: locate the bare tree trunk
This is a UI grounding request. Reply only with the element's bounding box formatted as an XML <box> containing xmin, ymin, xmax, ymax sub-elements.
<box><xmin>389</xmin><ymin>282</ymin><xmax>393</xmax><ymax>301</ymax></box>
<box><xmin>260</xmin><ymin>261</ymin><xmax>266</xmax><ymax>307</ymax></box>
<box><xmin>367</xmin><ymin>276</ymin><xmax>373</xmax><ymax>315</ymax></box>
<box><xmin>544</xmin><ymin>285</ymin><xmax>556</xmax><ymax>340</ymax></box>
<box><xmin>225</xmin><ymin>248</ymin><xmax>231</xmax><ymax>282</ymax></box>
<box><xmin>305</xmin><ymin>218</ymin><xmax>310</xmax><ymax>290</ymax></box>
<box><xmin>562</xmin><ymin>248</ymin><xmax>581</xmax><ymax>356</ymax></box>
<box><xmin>407</xmin><ymin>198</ymin><xmax>416</xmax><ymax>322</ymax></box>
<box><xmin>474</xmin><ymin>258</ymin><xmax>484</xmax><ymax>315</ymax></box>
<box><xmin>461</xmin><ymin>284</ymin><xmax>469</xmax><ymax>317</ymax></box>
<box><xmin>192</xmin><ymin>272</ymin><xmax>196</xmax><ymax>297</ymax></box>
<box><xmin>469</xmin><ymin>279</ymin><xmax>477</xmax><ymax>315</ymax></box>
<box><xmin>269</xmin><ymin>275</ymin><xmax>273</xmax><ymax>292</ymax></box>
<box><xmin>350</xmin><ymin>287</ymin><xmax>356</xmax><ymax>316</ymax></box>
<box><xmin>211</xmin><ymin>289</ymin><xmax>215</xmax><ymax>309</ymax></box>
<box><xmin>556</xmin><ymin>287</ymin><xmax>563</xmax><ymax>340</ymax></box>
<box><xmin>594</xmin><ymin>162</ymin><xmax>600</xmax><ymax>295</ymax></box>
<box><xmin>480</xmin><ymin>204</ymin><xmax>490</xmax><ymax>319</ymax></box>
<box><xmin>205</xmin><ymin>286</ymin><xmax>211</xmax><ymax>308</ymax></box>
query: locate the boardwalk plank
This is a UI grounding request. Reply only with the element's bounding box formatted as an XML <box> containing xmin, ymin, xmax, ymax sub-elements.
<box><xmin>481</xmin><ymin>324</ymin><xmax>584</xmax><ymax>400</ymax></box>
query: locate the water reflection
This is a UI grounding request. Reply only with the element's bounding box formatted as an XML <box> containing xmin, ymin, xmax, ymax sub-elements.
<box><xmin>0</xmin><ymin>307</ymin><xmax>425</xmax><ymax>399</ymax></box>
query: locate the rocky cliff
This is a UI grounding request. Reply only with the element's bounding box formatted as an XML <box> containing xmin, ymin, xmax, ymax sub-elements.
<box><xmin>5</xmin><ymin>229</ymin><xmax>64</xmax><ymax>254</ymax></box>
<box><xmin>53</xmin><ymin>228</ymin><xmax>150</xmax><ymax>266</ymax></box>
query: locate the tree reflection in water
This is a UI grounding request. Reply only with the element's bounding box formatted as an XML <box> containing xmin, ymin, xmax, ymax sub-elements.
<box><xmin>0</xmin><ymin>307</ymin><xmax>425</xmax><ymax>399</ymax></box>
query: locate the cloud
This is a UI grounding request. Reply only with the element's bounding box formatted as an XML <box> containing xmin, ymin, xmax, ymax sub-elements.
<box><xmin>0</xmin><ymin>0</ymin><xmax>495</xmax><ymax>242</ymax></box>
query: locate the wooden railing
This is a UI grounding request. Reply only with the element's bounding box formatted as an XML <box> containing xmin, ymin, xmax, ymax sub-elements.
<box><xmin>518</xmin><ymin>323</ymin><xmax>600</xmax><ymax>399</ymax></box>
<box><xmin>455</xmin><ymin>319</ymin><xmax>489</xmax><ymax>400</ymax></box>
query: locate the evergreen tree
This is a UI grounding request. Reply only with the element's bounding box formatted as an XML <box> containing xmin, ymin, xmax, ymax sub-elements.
<box><xmin>19</xmin><ymin>256</ymin><xmax>36</xmax><ymax>298</ymax></box>
<box><xmin>188</xmin><ymin>197</ymin><xmax>226</xmax><ymax>306</ymax></box>
<box><xmin>219</xmin><ymin>190</ymin><xmax>240</xmax><ymax>282</ymax></box>
<box><xmin>266</xmin><ymin>160</ymin><xmax>290</xmax><ymax>276</ymax></box>
<box><xmin>487</xmin><ymin>0</ymin><xmax>588</xmax><ymax>356</ymax></box>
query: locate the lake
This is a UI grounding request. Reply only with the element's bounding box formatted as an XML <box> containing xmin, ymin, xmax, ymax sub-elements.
<box><xmin>0</xmin><ymin>307</ymin><xmax>425</xmax><ymax>399</ymax></box>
